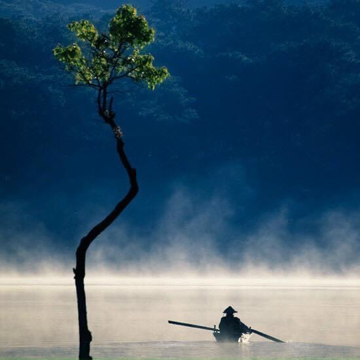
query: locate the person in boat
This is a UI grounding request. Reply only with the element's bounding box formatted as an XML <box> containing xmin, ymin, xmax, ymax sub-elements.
<box><xmin>219</xmin><ymin>306</ymin><xmax>250</xmax><ymax>341</ymax></box>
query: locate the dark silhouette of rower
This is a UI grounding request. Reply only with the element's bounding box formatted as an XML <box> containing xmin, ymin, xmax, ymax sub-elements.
<box><xmin>219</xmin><ymin>306</ymin><xmax>250</xmax><ymax>341</ymax></box>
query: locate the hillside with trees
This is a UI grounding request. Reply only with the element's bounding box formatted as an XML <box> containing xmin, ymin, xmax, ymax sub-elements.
<box><xmin>1</xmin><ymin>0</ymin><xmax>359</xmax><ymax>249</ymax></box>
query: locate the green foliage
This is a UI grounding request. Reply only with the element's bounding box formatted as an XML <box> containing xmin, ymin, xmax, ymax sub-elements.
<box><xmin>53</xmin><ymin>4</ymin><xmax>169</xmax><ymax>89</ymax></box>
<box><xmin>109</xmin><ymin>5</ymin><xmax>155</xmax><ymax>48</ymax></box>
<box><xmin>68</xmin><ymin>20</ymin><xmax>99</xmax><ymax>45</ymax></box>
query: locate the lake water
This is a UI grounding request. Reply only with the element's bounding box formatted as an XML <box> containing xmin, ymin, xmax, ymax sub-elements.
<box><xmin>1</xmin><ymin>280</ymin><xmax>360</xmax><ymax>359</ymax></box>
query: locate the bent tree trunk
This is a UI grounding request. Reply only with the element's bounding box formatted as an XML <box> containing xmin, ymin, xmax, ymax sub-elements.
<box><xmin>73</xmin><ymin>117</ymin><xmax>138</xmax><ymax>360</ymax></box>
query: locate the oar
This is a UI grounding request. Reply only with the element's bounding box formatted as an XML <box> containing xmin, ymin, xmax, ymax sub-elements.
<box><xmin>168</xmin><ymin>320</ymin><xmax>219</xmax><ymax>332</ymax></box>
<box><xmin>168</xmin><ymin>320</ymin><xmax>285</xmax><ymax>343</ymax></box>
<box><xmin>250</xmin><ymin>329</ymin><xmax>285</xmax><ymax>343</ymax></box>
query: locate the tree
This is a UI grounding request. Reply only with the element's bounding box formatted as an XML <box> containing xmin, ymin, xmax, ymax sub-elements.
<box><xmin>53</xmin><ymin>5</ymin><xmax>169</xmax><ymax>360</ymax></box>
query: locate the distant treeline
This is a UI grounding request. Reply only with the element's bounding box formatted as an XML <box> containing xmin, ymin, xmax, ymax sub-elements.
<box><xmin>0</xmin><ymin>0</ymin><xmax>325</xmax><ymax>17</ymax></box>
<box><xmin>1</xmin><ymin>0</ymin><xmax>360</xmax><ymax>230</ymax></box>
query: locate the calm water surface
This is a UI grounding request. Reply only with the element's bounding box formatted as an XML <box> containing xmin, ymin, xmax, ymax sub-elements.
<box><xmin>0</xmin><ymin>283</ymin><xmax>359</xmax><ymax>359</ymax></box>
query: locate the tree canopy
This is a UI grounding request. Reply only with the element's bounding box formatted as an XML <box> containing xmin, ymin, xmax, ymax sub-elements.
<box><xmin>53</xmin><ymin>4</ymin><xmax>169</xmax><ymax>90</ymax></box>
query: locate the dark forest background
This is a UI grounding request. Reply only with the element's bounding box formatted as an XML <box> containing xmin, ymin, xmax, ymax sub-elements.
<box><xmin>1</xmin><ymin>0</ymin><xmax>360</xmax><ymax>263</ymax></box>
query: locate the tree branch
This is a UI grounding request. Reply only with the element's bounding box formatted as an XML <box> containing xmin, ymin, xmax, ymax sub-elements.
<box><xmin>110</xmin><ymin>66</ymin><xmax>138</xmax><ymax>83</ymax></box>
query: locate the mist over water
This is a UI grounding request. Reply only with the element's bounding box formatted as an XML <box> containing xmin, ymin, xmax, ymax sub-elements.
<box><xmin>1</xmin><ymin>176</ymin><xmax>360</xmax><ymax>358</ymax></box>
<box><xmin>1</xmin><ymin>186</ymin><xmax>360</xmax><ymax>359</ymax></box>
<box><xmin>1</xmin><ymin>185</ymin><xmax>360</xmax><ymax>282</ymax></box>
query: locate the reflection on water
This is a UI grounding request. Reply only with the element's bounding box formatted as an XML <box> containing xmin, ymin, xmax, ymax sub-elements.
<box><xmin>0</xmin><ymin>282</ymin><xmax>360</xmax><ymax>358</ymax></box>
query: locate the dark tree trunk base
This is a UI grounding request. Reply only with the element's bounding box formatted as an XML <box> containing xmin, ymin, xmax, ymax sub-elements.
<box><xmin>74</xmin><ymin>269</ymin><xmax>93</xmax><ymax>360</ymax></box>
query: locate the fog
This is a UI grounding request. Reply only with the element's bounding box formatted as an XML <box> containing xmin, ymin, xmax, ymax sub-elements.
<box><xmin>1</xmin><ymin>185</ymin><xmax>360</xmax><ymax>286</ymax></box>
<box><xmin>1</xmin><ymin>188</ymin><xmax>360</xmax><ymax>354</ymax></box>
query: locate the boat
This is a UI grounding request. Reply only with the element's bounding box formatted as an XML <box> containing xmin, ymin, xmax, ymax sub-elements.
<box><xmin>168</xmin><ymin>320</ymin><xmax>284</xmax><ymax>343</ymax></box>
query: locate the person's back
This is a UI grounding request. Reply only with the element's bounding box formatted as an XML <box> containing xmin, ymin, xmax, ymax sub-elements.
<box><xmin>219</xmin><ymin>306</ymin><xmax>249</xmax><ymax>341</ymax></box>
